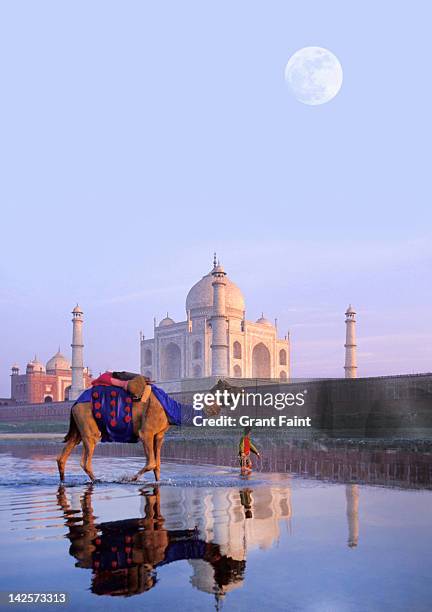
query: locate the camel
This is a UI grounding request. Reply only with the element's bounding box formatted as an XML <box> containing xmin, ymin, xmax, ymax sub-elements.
<box><xmin>57</xmin><ymin>375</ymin><xmax>230</xmax><ymax>483</ymax></box>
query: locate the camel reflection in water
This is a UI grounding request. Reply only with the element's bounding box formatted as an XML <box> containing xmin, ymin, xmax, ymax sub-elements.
<box><xmin>57</xmin><ymin>485</ymin><xmax>246</xmax><ymax>598</ymax></box>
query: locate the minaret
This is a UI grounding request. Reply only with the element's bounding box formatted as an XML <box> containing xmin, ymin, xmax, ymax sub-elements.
<box><xmin>346</xmin><ymin>484</ymin><xmax>359</xmax><ymax>547</ymax></box>
<box><xmin>10</xmin><ymin>364</ymin><xmax>19</xmax><ymax>401</ymax></box>
<box><xmin>70</xmin><ymin>304</ymin><xmax>85</xmax><ymax>400</ymax></box>
<box><xmin>210</xmin><ymin>254</ymin><xmax>228</xmax><ymax>377</ymax></box>
<box><xmin>344</xmin><ymin>304</ymin><xmax>357</xmax><ymax>378</ymax></box>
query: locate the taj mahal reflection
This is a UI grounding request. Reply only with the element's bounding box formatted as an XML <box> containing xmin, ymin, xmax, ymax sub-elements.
<box><xmin>57</xmin><ymin>481</ymin><xmax>360</xmax><ymax>602</ymax></box>
<box><xmin>346</xmin><ymin>484</ymin><xmax>359</xmax><ymax>548</ymax></box>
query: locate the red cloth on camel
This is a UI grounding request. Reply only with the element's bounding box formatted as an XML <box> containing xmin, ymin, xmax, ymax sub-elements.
<box><xmin>91</xmin><ymin>372</ymin><xmax>113</xmax><ymax>386</ymax></box>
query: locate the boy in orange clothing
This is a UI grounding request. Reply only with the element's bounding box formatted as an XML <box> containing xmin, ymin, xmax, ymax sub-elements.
<box><xmin>238</xmin><ymin>427</ymin><xmax>260</xmax><ymax>472</ymax></box>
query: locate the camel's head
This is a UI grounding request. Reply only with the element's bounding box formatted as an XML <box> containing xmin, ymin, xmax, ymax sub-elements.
<box><xmin>209</xmin><ymin>378</ymin><xmax>234</xmax><ymax>395</ymax></box>
<box><xmin>209</xmin><ymin>378</ymin><xmax>241</xmax><ymax>402</ymax></box>
<box><xmin>203</xmin><ymin>378</ymin><xmax>241</xmax><ymax>415</ymax></box>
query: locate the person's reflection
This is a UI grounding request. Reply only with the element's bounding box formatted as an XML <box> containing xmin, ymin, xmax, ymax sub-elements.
<box><xmin>239</xmin><ymin>489</ymin><xmax>253</xmax><ymax>519</ymax></box>
<box><xmin>57</xmin><ymin>485</ymin><xmax>245</xmax><ymax>597</ymax></box>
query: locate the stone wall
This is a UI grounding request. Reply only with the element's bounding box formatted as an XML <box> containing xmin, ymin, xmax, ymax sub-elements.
<box><xmin>0</xmin><ymin>401</ymin><xmax>73</xmax><ymax>422</ymax></box>
<box><xmin>1</xmin><ymin>372</ymin><xmax>431</xmax><ymax>437</ymax></box>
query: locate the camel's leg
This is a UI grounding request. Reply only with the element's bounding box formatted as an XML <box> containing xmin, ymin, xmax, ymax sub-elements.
<box><xmin>153</xmin><ymin>430</ymin><xmax>167</xmax><ymax>482</ymax></box>
<box><xmin>57</xmin><ymin>435</ymin><xmax>81</xmax><ymax>482</ymax></box>
<box><xmin>132</xmin><ymin>430</ymin><xmax>156</xmax><ymax>481</ymax></box>
<box><xmin>80</xmin><ymin>437</ymin><xmax>98</xmax><ymax>482</ymax></box>
<box><xmin>69</xmin><ymin>403</ymin><xmax>101</xmax><ymax>482</ymax></box>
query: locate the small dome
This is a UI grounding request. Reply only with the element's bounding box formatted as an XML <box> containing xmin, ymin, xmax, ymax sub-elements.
<box><xmin>46</xmin><ymin>350</ymin><xmax>71</xmax><ymax>372</ymax></box>
<box><xmin>26</xmin><ymin>357</ymin><xmax>45</xmax><ymax>373</ymax></box>
<box><xmin>11</xmin><ymin>363</ymin><xmax>20</xmax><ymax>371</ymax></box>
<box><xmin>159</xmin><ymin>314</ymin><xmax>175</xmax><ymax>327</ymax></box>
<box><xmin>256</xmin><ymin>313</ymin><xmax>273</xmax><ymax>326</ymax></box>
<box><xmin>72</xmin><ymin>304</ymin><xmax>82</xmax><ymax>313</ymax></box>
<box><xmin>346</xmin><ymin>304</ymin><xmax>356</xmax><ymax>314</ymax></box>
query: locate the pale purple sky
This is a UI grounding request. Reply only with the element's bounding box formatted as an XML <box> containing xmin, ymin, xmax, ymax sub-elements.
<box><xmin>1</xmin><ymin>1</ymin><xmax>431</xmax><ymax>395</ymax></box>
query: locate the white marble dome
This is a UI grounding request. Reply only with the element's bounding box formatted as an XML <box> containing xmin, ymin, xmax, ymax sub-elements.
<box><xmin>186</xmin><ymin>269</ymin><xmax>245</xmax><ymax>317</ymax></box>
<box><xmin>46</xmin><ymin>350</ymin><xmax>71</xmax><ymax>372</ymax></box>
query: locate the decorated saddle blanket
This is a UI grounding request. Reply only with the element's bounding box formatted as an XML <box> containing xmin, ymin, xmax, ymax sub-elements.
<box><xmin>75</xmin><ymin>385</ymin><xmax>137</xmax><ymax>443</ymax></box>
<box><xmin>74</xmin><ymin>384</ymin><xmax>195</xmax><ymax>439</ymax></box>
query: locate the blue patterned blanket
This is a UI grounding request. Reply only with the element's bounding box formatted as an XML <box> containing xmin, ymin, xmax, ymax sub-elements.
<box><xmin>75</xmin><ymin>385</ymin><xmax>136</xmax><ymax>443</ymax></box>
<box><xmin>75</xmin><ymin>384</ymin><xmax>194</xmax><ymax>442</ymax></box>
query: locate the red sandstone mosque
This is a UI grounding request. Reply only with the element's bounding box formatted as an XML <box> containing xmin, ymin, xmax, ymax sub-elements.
<box><xmin>10</xmin><ymin>349</ymin><xmax>91</xmax><ymax>404</ymax></box>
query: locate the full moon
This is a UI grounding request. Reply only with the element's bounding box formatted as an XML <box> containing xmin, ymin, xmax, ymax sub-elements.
<box><xmin>284</xmin><ymin>47</ymin><xmax>343</xmax><ymax>106</ymax></box>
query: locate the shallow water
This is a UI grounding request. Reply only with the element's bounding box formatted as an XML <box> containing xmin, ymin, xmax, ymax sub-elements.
<box><xmin>0</xmin><ymin>445</ymin><xmax>431</xmax><ymax>611</ymax></box>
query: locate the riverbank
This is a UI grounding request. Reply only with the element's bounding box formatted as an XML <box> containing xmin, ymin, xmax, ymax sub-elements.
<box><xmin>0</xmin><ymin>420</ymin><xmax>68</xmax><ymax>434</ymax></box>
<box><xmin>0</xmin><ymin>433</ymin><xmax>64</xmax><ymax>440</ymax></box>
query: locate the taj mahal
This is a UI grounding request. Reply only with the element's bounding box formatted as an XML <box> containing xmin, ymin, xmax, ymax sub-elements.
<box><xmin>6</xmin><ymin>256</ymin><xmax>358</xmax><ymax>403</ymax></box>
<box><xmin>140</xmin><ymin>255</ymin><xmax>291</xmax><ymax>390</ymax></box>
<box><xmin>5</xmin><ymin>253</ymin><xmax>358</xmax><ymax>403</ymax></box>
